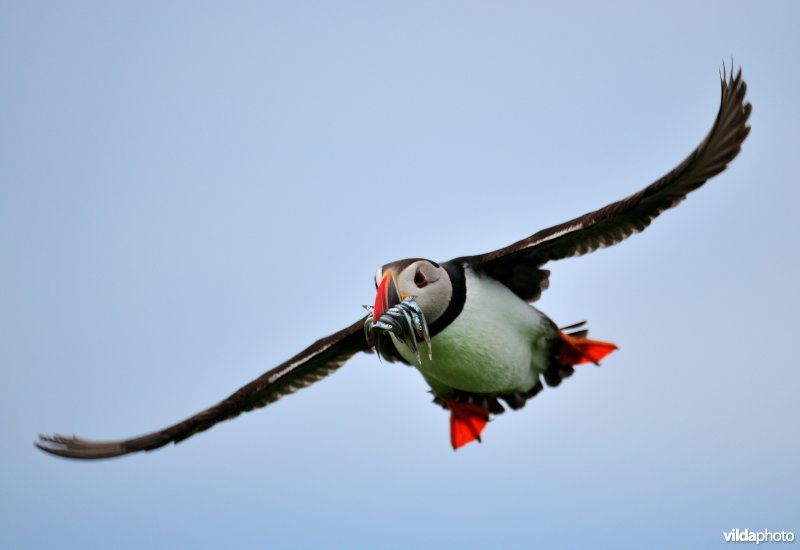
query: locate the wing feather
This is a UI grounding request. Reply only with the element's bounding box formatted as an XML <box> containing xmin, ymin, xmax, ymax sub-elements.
<box><xmin>462</xmin><ymin>68</ymin><xmax>751</xmax><ymax>301</ymax></box>
<box><xmin>36</xmin><ymin>317</ymin><xmax>370</xmax><ymax>459</ymax></box>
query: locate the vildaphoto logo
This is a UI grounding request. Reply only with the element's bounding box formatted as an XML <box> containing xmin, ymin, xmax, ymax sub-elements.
<box><xmin>723</xmin><ymin>528</ymin><xmax>795</xmax><ymax>544</ymax></box>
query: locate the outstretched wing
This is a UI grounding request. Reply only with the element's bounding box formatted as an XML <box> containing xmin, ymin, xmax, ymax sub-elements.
<box><xmin>36</xmin><ymin>317</ymin><xmax>370</xmax><ymax>459</ymax></box>
<box><xmin>461</xmin><ymin>67</ymin><xmax>751</xmax><ymax>301</ymax></box>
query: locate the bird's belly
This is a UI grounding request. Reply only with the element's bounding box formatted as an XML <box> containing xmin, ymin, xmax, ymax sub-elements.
<box><xmin>394</xmin><ymin>269</ymin><xmax>554</xmax><ymax>395</ymax></box>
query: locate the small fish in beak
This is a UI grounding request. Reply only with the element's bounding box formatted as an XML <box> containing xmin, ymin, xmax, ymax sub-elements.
<box><xmin>364</xmin><ymin>271</ymin><xmax>432</xmax><ymax>363</ymax></box>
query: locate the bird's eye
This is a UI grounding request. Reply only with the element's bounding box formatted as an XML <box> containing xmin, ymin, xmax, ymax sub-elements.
<box><xmin>414</xmin><ymin>270</ymin><xmax>428</xmax><ymax>288</ymax></box>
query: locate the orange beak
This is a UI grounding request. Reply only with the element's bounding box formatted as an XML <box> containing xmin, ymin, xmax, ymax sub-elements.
<box><xmin>373</xmin><ymin>270</ymin><xmax>401</xmax><ymax>322</ymax></box>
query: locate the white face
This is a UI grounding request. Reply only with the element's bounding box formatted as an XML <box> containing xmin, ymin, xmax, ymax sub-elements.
<box><xmin>375</xmin><ymin>260</ymin><xmax>453</xmax><ymax>324</ymax></box>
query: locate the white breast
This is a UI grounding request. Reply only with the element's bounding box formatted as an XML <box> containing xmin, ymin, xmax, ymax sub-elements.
<box><xmin>393</xmin><ymin>266</ymin><xmax>554</xmax><ymax>395</ymax></box>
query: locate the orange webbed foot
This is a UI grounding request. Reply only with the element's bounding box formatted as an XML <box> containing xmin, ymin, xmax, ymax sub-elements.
<box><xmin>558</xmin><ymin>331</ymin><xmax>617</xmax><ymax>366</ymax></box>
<box><xmin>447</xmin><ymin>398</ymin><xmax>489</xmax><ymax>450</ymax></box>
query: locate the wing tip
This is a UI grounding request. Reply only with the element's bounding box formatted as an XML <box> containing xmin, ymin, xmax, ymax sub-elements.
<box><xmin>723</xmin><ymin>62</ymin><xmax>751</xmax><ymax>112</ymax></box>
<box><xmin>34</xmin><ymin>433</ymin><xmax>77</xmax><ymax>459</ymax></box>
<box><xmin>35</xmin><ymin>432</ymin><xmax>130</xmax><ymax>460</ymax></box>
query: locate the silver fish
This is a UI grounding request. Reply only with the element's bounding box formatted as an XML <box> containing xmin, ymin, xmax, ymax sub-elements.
<box><xmin>363</xmin><ymin>296</ymin><xmax>433</xmax><ymax>363</ymax></box>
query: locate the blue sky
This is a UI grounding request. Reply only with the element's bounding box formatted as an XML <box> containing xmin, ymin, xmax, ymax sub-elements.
<box><xmin>2</xmin><ymin>2</ymin><xmax>799</xmax><ymax>548</ymax></box>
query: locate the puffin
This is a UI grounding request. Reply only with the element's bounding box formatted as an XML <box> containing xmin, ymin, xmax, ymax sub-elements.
<box><xmin>37</xmin><ymin>67</ymin><xmax>751</xmax><ymax>458</ymax></box>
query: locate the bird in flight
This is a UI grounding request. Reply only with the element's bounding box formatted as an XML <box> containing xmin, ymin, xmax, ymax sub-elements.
<box><xmin>37</xmin><ymin>67</ymin><xmax>751</xmax><ymax>459</ymax></box>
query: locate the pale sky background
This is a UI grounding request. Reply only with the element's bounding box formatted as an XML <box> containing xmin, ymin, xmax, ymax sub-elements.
<box><xmin>2</xmin><ymin>2</ymin><xmax>799</xmax><ymax>549</ymax></box>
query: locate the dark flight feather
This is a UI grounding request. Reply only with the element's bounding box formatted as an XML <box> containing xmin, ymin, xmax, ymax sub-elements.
<box><xmin>461</xmin><ymin>68</ymin><xmax>751</xmax><ymax>301</ymax></box>
<box><xmin>36</xmin><ymin>318</ymin><xmax>370</xmax><ymax>459</ymax></box>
